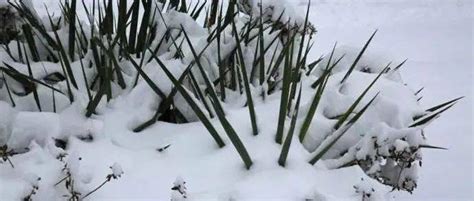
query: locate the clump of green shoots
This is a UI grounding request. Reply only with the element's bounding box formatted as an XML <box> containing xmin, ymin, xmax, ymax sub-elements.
<box><xmin>0</xmin><ymin>0</ymin><xmax>461</xmax><ymax>193</ymax></box>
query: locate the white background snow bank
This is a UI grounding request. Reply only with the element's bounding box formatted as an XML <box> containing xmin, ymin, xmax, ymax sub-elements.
<box><xmin>294</xmin><ymin>0</ymin><xmax>472</xmax><ymax>200</ymax></box>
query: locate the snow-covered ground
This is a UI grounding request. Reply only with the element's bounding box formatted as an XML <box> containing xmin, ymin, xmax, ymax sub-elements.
<box><xmin>296</xmin><ymin>0</ymin><xmax>472</xmax><ymax>200</ymax></box>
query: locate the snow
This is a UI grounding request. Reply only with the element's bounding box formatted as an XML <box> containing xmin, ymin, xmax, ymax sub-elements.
<box><xmin>0</xmin><ymin>101</ymin><xmax>16</xmax><ymax>145</ymax></box>
<box><xmin>23</xmin><ymin>172</ymin><xmax>40</xmax><ymax>187</ymax></box>
<box><xmin>0</xmin><ymin>0</ymin><xmax>471</xmax><ymax>200</ymax></box>
<box><xmin>110</xmin><ymin>162</ymin><xmax>123</xmax><ymax>178</ymax></box>
<box><xmin>8</xmin><ymin>111</ymin><xmax>60</xmax><ymax>151</ymax></box>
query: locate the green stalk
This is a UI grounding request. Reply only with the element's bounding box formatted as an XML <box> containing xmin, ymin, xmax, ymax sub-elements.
<box><xmin>68</xmin><ymin>0</ymin><xmax>77</xmax><ymax>60</ymax></box>
<box><xmin>409</xmin><ymin>101</ymin><xmax>459</xmax><ymax>128</ymax></box>
<box><xmin>298</xmin><ymin>66</ymin><xmax>331</xmax><ymax>142</ymax></box>
<box><xmin>232</xmin><ymin>20</ymin><xmax>259</xmax><ymax>136</ymax></box>
<box><xmin>188</xmin><ymin>71</ymin><xmax>215</xmax><ymax>118</ymax></box>
<box><xmin>148</xmin><ymin>52</ymin><xmax>225</xmax><ymax>148</ymax></box>
<box><xmin>128</xmin><ymin>0</ymin><xmax>140</xmax><ymax>52</ymax></box>
<box><xmin>426</xmin><ymin>97</ymin><xmax>463</xmax><ymax>113</ymax></box>
<box><xmin>278</xmin><ymin>85</ymin><xmax>302</xmax><ymax>167</ymax></box>
<box><xmin>1</xmin><ymin>63</ymin><xmax>63</xmax><ymax>94</ymax></box>
<box><xmin>117</xmin><ymin>0</ymin><xmax>128</xmax><ymax>46</ymax></box>
<box><xmin>217</xmin><ymin>4</ymin><xmax>225</xmax><ymax>101</ymax></box>
<box><xmin>275</xmin><ymin>38</ymin><xmax>294</xmax><ymax>144</ymax></box>
<box><xmin>22</xmin><ymin>44</ymin><xmax>41</xmax><ymax>111</ymax></box>
<box><xmin>45</xmin><ymin>9</ymin><xmax>78</xmax><ymax>89</ymax></box>
<box><xmin>1</xmin><ymin>71</ymin><xmax>16</xmax><ymax>107</ymax></box>
<box><xmin>21</xmin><ymin>24</ymin><xmax>40</xmax><ymax>62</ymax></box>
<box><xmin>334</xmin><ymin>65</ymin><xmax>389</xmax><ymax>130</ymax></box>
<box><xmin>309</xmin><ymin>94</ymin><xmax>379</xmax><ymax>165</ymax></box>
<box><xmin>85</xmin><ymin>82</ymin><xmax>106</xmax><ymax>117</ymax></box>
<box><xmin>258</xmin><ymin>4</ymin><xmax>265</xmax><ymax>86</ymax></box>
<box><xmin>136</xmin><ymin>0</ymin><xmax>152</xmax><ymax>54</ymax></box>
<box><xmin>132</xmin><ymin>62</ymin><xmax>191</xmax><ymax>132</ymax></box>
<box><xmin>340</xmin><ymin>30</ymin><xmax>377</xmax><ymax>84</ymax></box>
<box><xmin>95</xmin><ymin>39</ymin><xmax>127</xmax><ymax>89</ymax></box>
<box><xmin>182</xmin><ymin>26</ymin><xmax>253</xmax><ymax>169</ymax></box>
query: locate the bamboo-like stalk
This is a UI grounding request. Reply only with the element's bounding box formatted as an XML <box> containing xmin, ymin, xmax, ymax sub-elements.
<box><xmin>340</xmin><ymin>30</ymin><xmax>377</xmax><ymax>84</ymax></box>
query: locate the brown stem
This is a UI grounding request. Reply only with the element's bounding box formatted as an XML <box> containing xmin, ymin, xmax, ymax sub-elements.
<box><xmin>81</xmin><ymin>180</ymin><xmax>109</xmax><ymax>199</ymax></box>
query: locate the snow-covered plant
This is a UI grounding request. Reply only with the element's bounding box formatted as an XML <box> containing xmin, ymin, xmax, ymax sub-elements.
<box><xmin>0</xmin><ymin>0</ymin><xmax>460</xmax><ymax>196</ymax></box>
<box><xmin>22</xmin><ymin>174</ymin><xmax>41</xmax><ymax>201</ymax></box>
<box><xmin>171</xmin><ymin>176</ymin><xmax>187</xmax><ymax>201</ymax></box>
<box><xmin>354</xmin><ymin>178</ymin><xmax>378</xmax><ymax>201</ymax></box>
<box><xmin>54</xmin><ymin>153</ymin><xmax>123</xmax><ymax>200</ymax></box>
<box><xmin>82</xmin><ymin>162</ymin><xmax>124</xmax><ymax>199</ymax></box>
<box><xmin>55</xmin><ymin>156</ymin><xmax>82</xmax><ymax>201</ymax></box>
<box><xmin>0</xmin><ymin>144</ymin><xmax>15</xmax><ymax>167</ymax></box>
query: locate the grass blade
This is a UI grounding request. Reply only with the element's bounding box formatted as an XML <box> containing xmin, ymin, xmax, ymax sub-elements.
<box><xmin>136</xmin><ymin>0</ymin><xmax>152</xmax><ymax>53</ymax></box>
<box><xmin>22</xmin><ymin>44</ymin><xmax>41</xmax><ymax>111</ymax></box>
<box><xmin>1</xmin><ymin>63</ymin><xmax>63</xmax><ymax>95</ymax></box>
<box><xmin>67</xmin><ymin>0</ymin><xmax>77</xmax><ymax>60</ymax></box>
<box><xmin>148</xmin><ymin>52</ymin><xmax>225</xmax><ymax>148</ymax></box>
<box><xmin>85</xmin><ymin>82</ymin><xmax>106</xmax><ymax>117</ymax></box>
<box><xmin>409</xmin><ymin>101</ymin><xmax>458</xmax><ymax>128</ymax></box>
<box><xmin>122</xmin><ymin>49</ymin><xmax>166</xmax><ymax>99</ymax></box>
<box><xmin>393</xmin><ymin>59</ymin><xmax>407</xmax><ymax>71</ymax></box>
<box><xmin>182</xmin><ymin>26</ymin><xmax>253</xmax><ymax>169</ymax></box>
<box><xmin>21</xmin><ymin>24</ymin><xmax>40</xmax><ymax>62</ymax></box>
<box><xmin>299</xmin><ymin>65</ymin><xmax>332</xmax><ymax>142</ymax></box>
<box><xmin>258</xmin><ymin>4</ymin><xmax>265</xmax><ymax>85</ymax></box>
<box><xmin>340</xmin><ymin>30</ymin><xmax>377</xmax><ymax>83</ymax></box>
<box><xmin>418</xmin><ymin>144</ymin><xmax>447</xmax><ymax>150</ymax></box>
<box><xmin>278</xmin><ymin>85</ymin><xmax>302</xmax><ymax>167</ymax></box>
<box><xmin>334</xmin><ymin>65</ymin><xmax>389</xmax><ymax>130</ymax></box>
<box><xmin>309</xmin><ymin>93</ymin><xmax>379</xmax><ymax>165</ymax></box>
<box><xmin>426</xmin><ymin>96</ymin><xmax>463</xmax><ymax>113</ymax></box>
<box><xmin>94</xmin><ymin>38</ymin><xmax>127</xmax><ymax>89</ymax></box>
<box><xmin>275</xmin><ymin>37</ymin><xmax>294</xmax><ymax>144</ymax></box>
<box><xmin>1</xmin><ymin>71</ymin><xmax>16</xmax><ymax>107</ymax></box>
<box><xmin>45</xmin><ymin>8</ymin><xmax>78</xmax><ymax>89</ymax></box>
<box><xmin>128</xmin><ymin>0</ymin><xmax>140</xmax><ymax>52</ymax></box>
<box><xmin>232</xmin><ymin>20</ymin><xmax>259</xmax><ymax>135</ymax></box>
